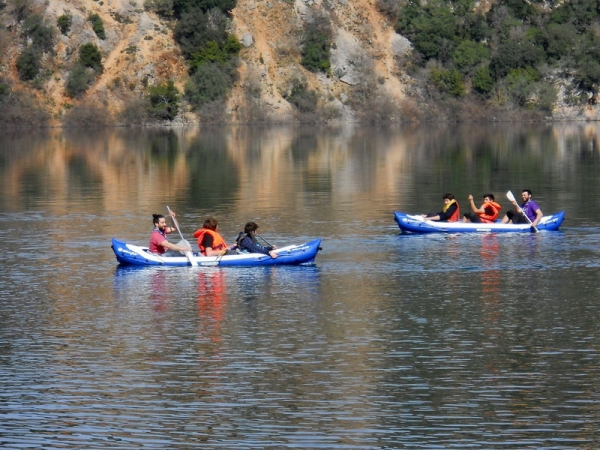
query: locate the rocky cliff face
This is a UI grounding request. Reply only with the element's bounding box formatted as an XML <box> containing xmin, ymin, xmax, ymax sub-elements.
<box><xmin>1</xmin><ymin>0</ymin><xmax>420</xmax><ymax>124</ymax></box>
<box><xmin>1</xmin><ymin>0</ymin><xmax>598</xmax><ymax>125</ymax></box>
<box><xmin>229</xmin><ymin>0</ymin><xmax>414</xmax><ymax>122</ymax></box>
<box><xmin>2</xmin><ymin>0</ymin><xmax>189</xmax><ymax>123</ymax></box>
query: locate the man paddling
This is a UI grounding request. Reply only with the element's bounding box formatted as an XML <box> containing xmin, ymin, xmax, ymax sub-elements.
<box><xmin>149</xmin><ymin>211</ymin><xmax>191</xmax><ymax>255</ymax></box>
<box><xmin>500</xmin><ymin>189</ymin><xmax>543</xmax><ymax>229</ymax></box>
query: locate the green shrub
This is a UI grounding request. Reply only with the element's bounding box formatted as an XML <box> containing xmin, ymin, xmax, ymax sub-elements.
<box><xmin>63</xmin><ymin>43</ymin><xmax>103</xmax><ymax>97</ymax></box>
<box><xmin>490</xmin><ymin>38</ymin><xmax>544</xmax><ymax>79</ymax></box>
<box><xmin>536</xmin><ymin>83</ymin><xmax>557</xmax><ymax>113</ymax></box>
<box><xmin>429</xmin><ymin>67</ymin><xmax>466</xmax><ymax>97</ymax></box>
<box><xmin>472</xmin><ymin>65</ymin><xmax>494</xmax><ymax>94</ymax></box>
<box><xmin>16</xmin><ymin>46</ymin><xmax>40</xmax><ymax>80</ymax></box>
<box><xmin>173</xmin><ymin>8</ymin><xmax>228</xmax><ymax>59</ymax></box>
<box><xmin>543</xmin><ymin>23</ymin><xmax>577</xmax><ymax>63</ymax></box>
<box><xmin>22</xmin><ymin>13</ymin><xmax>55</xmax><ymax>52</ymax></box>
<box><xmin>173</xmin><ymin>0</ymin><xmax>235</xmax><ymax>16</ymax></box>
<box><xmin>504</xmin><ymin>69</ymin><xmax>535</xmax><ymax>106</ymax></box>
<box><xmin>185</xmin><ymin>61</ymin><xmax>234</xmax><ymax>108</ymax></box>
<box><xmin>550</xmin><ymin>0</ymin><xmax>598</xmax><ymax>32</ymax></box>
<box><xmin>452</xmin><ymin>40</ymin><xmax>489</xmax><ymax>74</ymax></box>
<box><xmin>57</xmin><ymin>13</ymin><xmax>73</xmax><ymax>35</ymax></box>
<box><xmin>0</xmin><ymin>82</ymin><xmax>10</xmax><ymax>102</ymax></box>
<box><xmin>146</xmin><ymin>80</ymin><xmax>181</xmax><ymax>120</ymax></box>
<box><xmin>188</xmin><ymin>36</ymin><xmax>241</xmax><ymax>72</ymax></box>
<box><xmin>65</xmin><ymin>65</ymin><xmax>95</xmax><ymax>98</ymax></box>
<box><xmin>573</xmin><ymin>31</ymin><xmax>600</xmax><ymax>93</ymax></box>
<box><xmin>574</xmin><ymin>57</ymin><xmax>600</xmax><ymax>93</ymax></box>
<box><xmin>89</xmin><ymin>13</ymin><xmax>106</xmax><ymax>39</ymax></box>
<box><xmin>501</xmin><ymin>0</ymin><xmax>535</xmax><ymax>20</ymax></box>
<box><xmin>79</xmin><ymin>43</ymin><xmax>103</xmax><ymax>73</ymax></box>
<box><xmin>301</xmin><ymin>18</ymin><xmax>331</xmax><ymax>73</ymax></box>
<box><xmin>396</xmin><ymin>0</ymin><xmax>459</xmax><ymax>62</ymax></box>
<box><xmin>284</xmin><ymin>83</ymin><xmax>318</xmax><ymax>113</ymax></box>
<box><xmin>113</xmin><ymin>13</ymin><xmax>133</xmax><ymax>24</ymax></box>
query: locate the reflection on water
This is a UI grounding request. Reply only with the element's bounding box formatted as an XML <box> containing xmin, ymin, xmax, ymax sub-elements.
<box><xmin>2</xmin><ymin>123</ymin><xmax>600</xmax><ymax>224</ymax></box>
<box><xmin>1</xmin><ymin>124</ymin><xmax>599</xmax><ymax>448</ymax></box>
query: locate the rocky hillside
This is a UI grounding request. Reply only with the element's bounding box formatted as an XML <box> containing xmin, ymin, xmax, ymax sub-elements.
<box><xmin>0</xmin><ymin>0</ymin><xmax>417</xmax><ymax>125</ymax></box>
<box><xmin>229</xmin><ymin>0</ymin><xmax>413</xmax><ymax>122</ymax></box>
<box><xmin>0</xmin><ymin>0</ymin><xmax>599</xmax><ymax>125</ymax></box>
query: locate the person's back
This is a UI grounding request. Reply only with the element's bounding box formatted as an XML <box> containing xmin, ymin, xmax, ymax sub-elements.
<box><xmin>193</xmin><ymin>217</ymin><xmax>233</xmax><ymax>256</ymax></box>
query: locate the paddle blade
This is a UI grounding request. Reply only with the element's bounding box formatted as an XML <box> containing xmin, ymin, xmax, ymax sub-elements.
<box><xmin>176</xmin><ymin>239</ymin><xmax>192</xmax><ymax>255</ymax></box>
<box><xmin>186</xmin><ymin>252</ymin><xmax>198</xmax><ymax>266</ymax></box>
<box><xmin>506</xmin><ymin>190</ymin><xmax>516</xmax><ymax>202</ymax></box>
<box><xmin>176</xmin><ymin>239</ymin><xmax>198</xmax><ymax>266</ymax></box>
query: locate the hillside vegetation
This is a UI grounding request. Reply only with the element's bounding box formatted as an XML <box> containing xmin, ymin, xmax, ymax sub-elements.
<box><xmin>0</xmin><ymin>0</ymin><xmax>599</xmax><ymax>126</ymax></box>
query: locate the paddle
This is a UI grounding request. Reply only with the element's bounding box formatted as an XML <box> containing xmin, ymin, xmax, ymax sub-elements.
<box><xmin>166</xmin><ymin>206</ymin><xmax>198</xmax><ymax>266</ymax></box>
<box><xmin>257</xmin><ymin>233</ymin><xmax>275</xmax><ymax>247</ymax></box>
<box><xmin>506</xmin><ymin>191</ymin><xmax>538</xmax><ymax>232</ymax></box>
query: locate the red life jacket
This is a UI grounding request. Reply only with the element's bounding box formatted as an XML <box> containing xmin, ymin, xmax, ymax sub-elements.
<box><xmin>444</xmin><ymin>200</ymin><xmax>460</xmax><ymax>222</ymax></box>
<box><xmin>478</xmin><ymin>201</ymin><xmax>502</xmax><ymax>223</ymax></box>
<box><xmin>193</xmin><ymin>228</ymin><xmax>228</xmax><ymax>255</ymax></box>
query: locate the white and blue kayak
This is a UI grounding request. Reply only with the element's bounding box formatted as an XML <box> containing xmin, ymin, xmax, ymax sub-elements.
<box><xmin>394</xmin><ymin>211</ymin><xmax>565</xmax><ymax>234</ymax></box>
<box><xmin>111</xmin><ymin>238</ymin><xmax>322</xmax><ymax>267</ymax></box>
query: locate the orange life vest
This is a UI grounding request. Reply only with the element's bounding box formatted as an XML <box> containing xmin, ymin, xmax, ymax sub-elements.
<box><xmin>478</xmin><ymin>201</ymin><xmax>502</xmax><ymax>223</ymax></box>
<box><xmin>193</xmin><ymin>228</ymin><xmax>228</xmax><ymax>255</ymax></box>
<box><xmin>443</xmin><ymin>200</ymin><xmax>460</xmax><ymax>222</ymax></box>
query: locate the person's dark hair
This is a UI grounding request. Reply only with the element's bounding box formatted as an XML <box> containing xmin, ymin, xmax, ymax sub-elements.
<box><xmin>244</xmin><ymin>221</ymin><xmax>258</xmax><ymax>234</ymax></box>
<box><xmin>203</xmin><ymin>217</ymin><xmax>218</xmax><ymax>230</ymax></box>
<box><xmin>484</xmin><ymin>193</ymin><xmax>495</xmax><ymax>201</ymax></box>
<box><xmin>443</xmin><ymin>193</ymin><xmax>455</xmax><ymax>200</ymax></box>
<box><xmin>522</xmin><ymin>189</ymin><xmax>532</xmax><ymax>196</ymax></box>
<box><xmin>153</xmin><ymin>214</ymin><xmax>164</xmax><ymax>226</ymax></box>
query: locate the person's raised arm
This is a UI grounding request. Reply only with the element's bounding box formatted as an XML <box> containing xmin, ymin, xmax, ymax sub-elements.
<box><xmin>468</xmin><ymin>195</ymin><xmax>484</xmax><ymax>214</ymax></box>
<box><xmin>166</xmin><ymin>210</ymin><xmax>178</xmax><ymax>234</ymax></box>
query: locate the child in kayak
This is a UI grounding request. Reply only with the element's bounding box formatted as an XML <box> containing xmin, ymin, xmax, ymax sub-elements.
<box><xmin>236</xmin><ymin>222</ymin><xmax>278</xmax><ymax>258</ymax></box>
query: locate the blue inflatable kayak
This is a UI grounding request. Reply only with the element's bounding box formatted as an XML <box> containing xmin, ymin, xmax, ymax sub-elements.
<box><xmin>111</xmin><ymin>238</ymin><xmax>322</xmax><ymax>267</ymax></box>
<box><xmin>394</xmin><ymin>211</ymin><xmax>565</xmax><ymax>234</ymax></box>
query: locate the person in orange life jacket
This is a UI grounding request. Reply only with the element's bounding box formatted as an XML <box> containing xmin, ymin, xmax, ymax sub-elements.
<box><xmin>421</xmin><ymin>193</ymin><xmax>460</xmax><ymax>222</ymax></box>
<box><xmin>193</xmin><ymin>217</ymin><xmax>237</xmax><ymax>256</ymax></box>
<box><xmin>149</xmin><ymin>212</ymin><xmax>191</xmax><ymax>255</ymax></box>
<box><xmin>463</xmin><ymin>193</ymin><xmax>502</xmax><ymax>223</ymax></box>
<box><xmin>500</xmin><ymin>189</ymin><xmax>543</xmax><ymax>228</ymax></box>
<box><xmin>235</xmin><ymin>221</ymin><xmax>278</xmax><ymax>258</ymax></box>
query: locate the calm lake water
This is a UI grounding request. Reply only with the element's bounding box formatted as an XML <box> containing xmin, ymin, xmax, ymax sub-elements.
<box><xmin>1</xmin><ymin>123</ymin><xmax>599</xmax><ymax>448</ymax></box>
